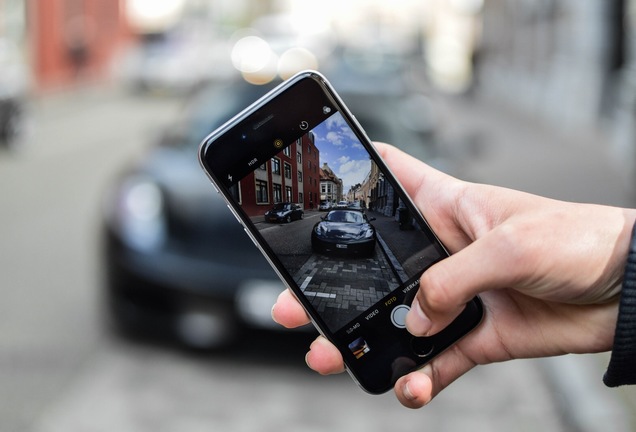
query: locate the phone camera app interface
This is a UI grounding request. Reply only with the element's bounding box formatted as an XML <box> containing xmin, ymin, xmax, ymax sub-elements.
<box><xmin>231</xmin><ymin>110</ymin><xmax>446</xmax><ymax>343</ymax></box>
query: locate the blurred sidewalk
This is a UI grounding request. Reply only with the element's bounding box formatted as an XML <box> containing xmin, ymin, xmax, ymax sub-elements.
<box><xmin>433</xmin><ymin>91</ymin><xmax>635</xmax><ymax>432</ymax></box>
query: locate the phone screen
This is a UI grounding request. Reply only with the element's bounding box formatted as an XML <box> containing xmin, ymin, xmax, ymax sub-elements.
<box><xmin>200</xmin><ymin>72</ymin><xmax>482</xmax><ymax>393</ymax></box>
<box><xmin>252</xmin><ymin>110</ymin><xmax>447</xmax><ymax>337</ymax></box>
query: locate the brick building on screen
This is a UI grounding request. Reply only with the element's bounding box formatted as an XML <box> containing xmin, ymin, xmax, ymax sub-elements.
<box><xmin>236</xmin><ymin>132</ymin><xmax>320</xmax><ymax>217</ymax></box>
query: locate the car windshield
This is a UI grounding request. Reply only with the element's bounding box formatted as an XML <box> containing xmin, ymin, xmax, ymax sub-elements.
<box><xmin>325</xmin><ymin>210</ymin><xmax>364</xmax><ymax>224</ymax></box>
<box><xmin>272</xmin><ymin>203</ymin><xmax>290</xmax><ymax>211</ymax></box>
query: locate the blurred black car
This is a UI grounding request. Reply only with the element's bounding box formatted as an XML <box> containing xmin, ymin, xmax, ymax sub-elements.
<box><xmin>311</xmin><ymin>209</ymin><xmax>377</xmax><ymax>257</ymax></box>
<box><xmin>0</xmin><ymin>38</ymin><xmax>30</xmax><ymax>151</ymax></box>
<box><xmin>0</xmin><ymin>97</ymin><xmax>22</xmax><ymax>148</ymax></box>
<box><xmin>102</xmin><ymin>62</ymin><xmax>440</xmax><ymax>349</ymax></box>
<box><xmin>102</xmin><ymin>80</ymin><xmax>290</xmax><ymax>349</ymax></box>
<box><xmin>264</xmin><ymin>203</ymin><xmax>304</xmax><ymax>223</ymax></box>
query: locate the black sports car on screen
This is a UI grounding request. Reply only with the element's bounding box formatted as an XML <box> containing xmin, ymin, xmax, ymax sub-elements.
<box><xmin>311</xmin><ymin>209</ymin><xmax>377</xmax><ymax>257</ymax></box>
<box><xmin>264</xmin><ymin>203</ymin><xmax>304</xmax><ymax>223</ymax></box>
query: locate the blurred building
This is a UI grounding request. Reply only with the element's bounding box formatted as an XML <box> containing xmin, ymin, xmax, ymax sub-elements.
<box><xmin>0</xmin><ymin>0</ymin><xmax>131</xmax><ymax>91</ymax></box>
<box><xmin>609</xmin><ymin>0</ymin><xmax>636</xmax><ymax>191</ymax></box>
<box><xmin>475</xmin><ymin>0</ymin><xmax>636</xmax><ymax>191</ymax></box>
<box><xmin>25</xmin><ymin>0</ymin><xmax>131</xmax><ymax>90</ymax></box>
<box><xmin>0</xmin><ymin>0</ymin><xmax>25</xmax><ymax>41</ymax></box>
<box><xmin>479</xmin><ymin>1</ymin><xmax>619</xmax><ymax>126</ymax></box>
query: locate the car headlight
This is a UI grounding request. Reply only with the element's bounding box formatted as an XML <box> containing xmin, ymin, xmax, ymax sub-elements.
<box><xmin>114</xmin><ymin>176</ymin><xmax>167</xmax><ymax>252</ymax></box>
<box><xmin>363</xmin><ymin>228</ymin><xmax>374</xmax><ymax>239</ymax></box>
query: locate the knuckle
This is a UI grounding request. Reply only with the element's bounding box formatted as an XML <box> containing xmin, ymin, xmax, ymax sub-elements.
<box><xmin>420</xmin><ymin>269</ymin><xmax>453</xmax><ymax>313</ymax></box>
<box><xmin>493</xmin><ymin>222</ymin><xmax>531</xmax><ymax>267</ymax></box>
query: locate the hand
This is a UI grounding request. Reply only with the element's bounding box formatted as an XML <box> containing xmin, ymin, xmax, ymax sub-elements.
<box><xmin>272</xmin><ymin>142</ymin><xmax>636</xmax><ymax>408</ymax></box>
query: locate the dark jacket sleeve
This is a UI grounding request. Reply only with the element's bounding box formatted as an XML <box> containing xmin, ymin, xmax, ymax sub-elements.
<box><xmin>604</xmin><ymin>221</ymin><xmax>636</xmax><ymax>387</ymax></box>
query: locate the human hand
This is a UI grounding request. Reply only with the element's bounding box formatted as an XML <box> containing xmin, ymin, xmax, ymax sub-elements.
<box><xmin>272</xmin><ymin>142</ymin><xmax>636</xmax><ymax>408</ymax></box>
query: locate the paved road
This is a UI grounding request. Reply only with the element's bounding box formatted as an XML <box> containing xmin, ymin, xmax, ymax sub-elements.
<box><xmin>258</xmin><ymin>210</ymin><xmax>437</xmax><ymax>332</ymax></box>
<box><xmin>0</xmin><ymin>83</ymin><xmax>628</xmax><ymax>432</ymax></box>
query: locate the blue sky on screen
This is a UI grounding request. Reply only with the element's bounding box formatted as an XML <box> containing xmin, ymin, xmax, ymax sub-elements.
<box><xmin>310</xmin><ymin>111</ymin><xmax>371</xmax><ymax>192</ymax></box>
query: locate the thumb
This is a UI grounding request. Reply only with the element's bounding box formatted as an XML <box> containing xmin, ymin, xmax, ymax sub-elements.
<box><xmin>406</xmin><ymin>229</ymin><xmax>519</xmax><ymax>336</ymax></box>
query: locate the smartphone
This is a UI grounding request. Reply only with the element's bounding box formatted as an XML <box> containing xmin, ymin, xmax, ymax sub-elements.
<box><xmin>198</xmin><ymin>71</ymin><xmax>483</xmax><ymax>394</ymax></box>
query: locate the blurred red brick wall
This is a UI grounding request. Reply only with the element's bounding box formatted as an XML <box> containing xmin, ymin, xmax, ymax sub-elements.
<box><xmin>28</xmin><ymin>0</ymin><xmax>133</xmax><ymax>90</ymax></box>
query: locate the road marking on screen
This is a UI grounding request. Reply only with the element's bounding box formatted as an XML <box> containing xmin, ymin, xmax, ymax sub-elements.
<box><xmin>304</xmin><ymin>291</ymin><xmax>337</xmax><ymax>299</ymax></box>
<box><xmin>300</xmin><ymin>276</ymin><xmax>336</xmax><ymax>298</ymax></box>
<box><xmin>300</xmin><ymin>276</ymin><xmax>313</xmax><ymax>291</ymax></box>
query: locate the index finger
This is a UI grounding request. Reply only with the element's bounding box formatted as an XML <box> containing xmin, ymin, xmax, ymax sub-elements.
<box><xmin>373</xmin><ymin>142</ymin><xmax>449</xmax><ymax>202</ymax></box>
<box><xmin>373</xmin><ymin>142</ymin><xmax>473</xmax><ymax>253</ymax></box>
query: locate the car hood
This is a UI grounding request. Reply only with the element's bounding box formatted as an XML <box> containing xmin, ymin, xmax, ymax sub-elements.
<box><xmin>316</xmin><ymin>222</ymin><xmax>372</xmax><ymax>239</ymax></box>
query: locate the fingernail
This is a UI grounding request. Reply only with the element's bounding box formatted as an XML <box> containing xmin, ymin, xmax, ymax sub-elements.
<box><xmin>409</xmin><ymin>300</ymin><xmax>432</xmax><ymax>336</ymax></box>
<box><xmin>271</xmin><ymin>304</ymin><xmax>279</xmax><ymax>324</ymax></box>
<box><xmin>305</xmin><ymin>351</ymin><xmax>313</xmax><ymax>369</ymax></box>
<box><xmin>403</xmin><ymin>381</ymin><xmax>415</xmax><ymax>401</ymax></box>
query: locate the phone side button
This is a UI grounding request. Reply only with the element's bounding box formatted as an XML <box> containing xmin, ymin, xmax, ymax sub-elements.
<box><xmin>411</xmin><ymin>337</ymin><xmax>435</xmax><ymax>358</ymax></box>
<box><xmin>243</xmin><ymin>227</ymin><xmax>259</xmax><ymax>248</ymax></box>
<box><xmin>227</xmin><ymin>204</ymin><xmax>244</xmax><ymax>226</ymax></box>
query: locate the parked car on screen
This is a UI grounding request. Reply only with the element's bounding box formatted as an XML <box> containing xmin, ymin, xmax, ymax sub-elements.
<box><xmin>349</xmin><ymin>201</ymin><xmax>364</xmax><ymax>211</ymax></box>
<box><xmin>264</xmin><ymin>202</ymin><xmax>304</xmax><ymax>223</ymax></box>
<box><xmin>311</xmin><ymin>209</ymin><xmax>377</xmax><ymax>257</ymax></box>
<box><xmin>318</xmin><ymin>200</ymin><xmax>332</xmax><ymax>211</ymax></box>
